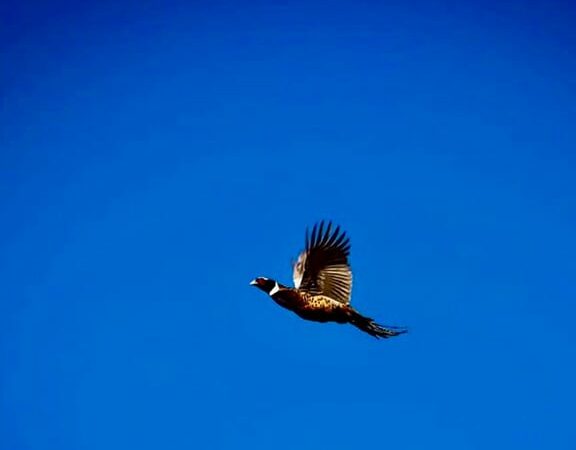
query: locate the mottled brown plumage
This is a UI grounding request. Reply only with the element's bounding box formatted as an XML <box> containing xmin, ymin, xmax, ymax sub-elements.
<box><xmin>250</xmin><ymin>221</ymin><xmax>407</xmax><ymax>339</ymax></box>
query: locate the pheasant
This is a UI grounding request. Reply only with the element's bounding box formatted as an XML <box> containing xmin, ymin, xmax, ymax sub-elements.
<box><xmin>250</xmin><ymin>221</ymin><xmax>407</xmax><ymax>339</ymax></box>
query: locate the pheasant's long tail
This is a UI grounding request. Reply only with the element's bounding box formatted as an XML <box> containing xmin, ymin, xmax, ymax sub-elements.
<box><xmin>348</xmin><ymin>309</ymin><xmax>408</xmax><ymax>339</ymax></box>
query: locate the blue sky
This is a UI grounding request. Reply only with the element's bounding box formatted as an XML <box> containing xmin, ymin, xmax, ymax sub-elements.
<box><xmin>2</xmin><ymin>0</ymin><xmax>576</xmax><ymax>449</ymax></box>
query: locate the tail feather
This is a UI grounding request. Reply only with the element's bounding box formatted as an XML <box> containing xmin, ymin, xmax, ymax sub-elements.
<box><xmin>348</xmin><ymin>310</ymin><xmax>407</xmax><ymax>339</ymax></box>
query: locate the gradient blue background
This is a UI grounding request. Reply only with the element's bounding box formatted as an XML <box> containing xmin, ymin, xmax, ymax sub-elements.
<box><xmin>2</xmin><ymin>1</ymin><xmax>576</xmax><ymax>449</ymax></box>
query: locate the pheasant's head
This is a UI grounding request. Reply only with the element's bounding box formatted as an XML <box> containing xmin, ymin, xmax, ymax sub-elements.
<box><xmin>249</xmin><ymin>277</ymin><xmax>278</xmax><ymax>295</ymax></box>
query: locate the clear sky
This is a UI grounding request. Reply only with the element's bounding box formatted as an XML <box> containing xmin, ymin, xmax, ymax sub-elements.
<box><xmin>2</xmin><ymin>0</ymin><xmax>576</xmax><ymax>449</ymax></box>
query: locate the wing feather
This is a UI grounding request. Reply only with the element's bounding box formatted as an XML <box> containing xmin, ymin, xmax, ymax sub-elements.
<box><xmin>292</xmin><ymin>221</ymin><xmax>353</xmax><ymax>304</ymax></box>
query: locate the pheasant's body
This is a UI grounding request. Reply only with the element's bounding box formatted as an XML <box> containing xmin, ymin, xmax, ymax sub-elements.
<box><xmin>250</xmin><ymin>221</ymin><xmax>407</xmax><ymax>339</ymax></box>
<box><xmin>270</xmin><ymin>285</ymin><xmax>350</xmax><ymax>323</ymax></box>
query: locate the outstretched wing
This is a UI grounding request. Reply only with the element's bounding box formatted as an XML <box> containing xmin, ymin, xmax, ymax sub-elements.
<box><xmin>292</xmin><ymin>221</ymin><xmax>353</xmax><ymax>304</ymax></box>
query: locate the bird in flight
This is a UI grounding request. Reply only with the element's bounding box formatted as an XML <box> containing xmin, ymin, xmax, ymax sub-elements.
<box><xmin>250</xmin><ymin>221</ymin><xmax>407</xmax><ymax>339</ymax></box>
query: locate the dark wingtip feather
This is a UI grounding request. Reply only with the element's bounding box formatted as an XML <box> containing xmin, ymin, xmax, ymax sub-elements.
<box><xmin>317</xmin><ymin>221</ymin><xmax>325</xmax><ymax>246</ymax></box>
<box><xmin>305</xmin><ymin>220</ymin><xmax>351</xmax><ymax>255</ymax></box>
<box><xmin>309</xmin><ymin>223</ymin><xmax>317</xmax><ymax>250</ymax></box>
<box><xmin>329</xmin><ymin>225</ymin><xmax>341</xmax><ymax>245</ymax></box>
<box><xmin>323</xmin><ymin>221</ymin><xmax>333</xmax><ymax>245</ymax></box>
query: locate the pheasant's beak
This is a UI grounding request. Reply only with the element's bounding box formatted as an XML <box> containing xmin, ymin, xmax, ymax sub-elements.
<box><xmin>249</xmin><ymin>279</ymin><xmax>258</xmax><ymax>286</ymax></box>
